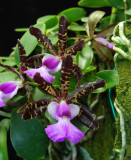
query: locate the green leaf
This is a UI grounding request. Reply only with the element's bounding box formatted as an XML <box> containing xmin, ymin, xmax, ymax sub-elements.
<box><xmin>107</xmin><ymin>0</ymin><xmax>124</xmax><ymax>9</ymax></box>
<box><xmin>58</xmin><ymin>7</ymin><xmax>86</xmax><ymax>22</ymax></box>
<box><xmin>79</xmin><ymin>45</ymin><xmax>93</xmax><ymax>70</ymax></box>
<box><xmin>96</xmin><ymin>70</ymin><xmax>119</xmax><ymax>89</ymax></box>
<box><xmin>47</xmin><ymin>33</ymin><xmax>58</xmax><ymax>45</ymax></box>
<box><xmin>10</xmin><ymin>109</ymin><xmax>48</xmax><ymax>160</ymax></box>
<box><xmin>37</xmin><ymin>15</ymin><xmax>59</xmax><ymax>30</ymax></box>
<box><xmin>83</xmin><ymin>66</ymin><xmax>96</xmax><ymax>74</ymax></box>
<box><xmin>0</xmin><ymin>126</ymin><xmax>8</xmax><ymax>160</ymax></box>
<box><xmin>15</xmin><ymin>28</ymin><xmax>28</xmax><ymax>32</ymax></box>
<box><xmin>0</xmin><ymin>72</ymin><xmax>18</xmax><ymax>84</ymax></box>
<box><xmin>78</xmin><ymin>0</ymin><xmax>110</xmax><ymax>8</ymax></box>
<box><xmin>14</xmin><ymin>23</ymin><xmax>45</xmax><ymax>66</ymax></box>
<box><xmin>81</xmin><ymin>17</ymin><xmax>88</xmax><ymax>22</ymax></box>
<box><xmin>0</xmin><ymin>57</ymin><xmax>16</xmax><ymax>72</ymax></box>
<box><xmin>68</xmin><ymin>24</ymin><xmax>85</xmax><ymax>31</ymax></box>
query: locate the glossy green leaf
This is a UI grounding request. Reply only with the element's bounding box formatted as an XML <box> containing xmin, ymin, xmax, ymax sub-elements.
<box><xmin>96</xmin><ymin>70</ymin><xmax>119</xmax><ymax>89</ymax></box>
<box><xmin>83</xmin><ymin>66</ymin><xmax>96</xmax><ymax>74</ymax></box>
<box><xmin>47</xmin><ymin>33</ymin><xmax>58</xmax><ymax>45</ymax></box>
<box><xmin>37</xmin><ymin>15</ymin><xmax>59</xmax><ymax>30</ymax></box>
<box><xmin>0</xmin><ymin>72</ymin><xmax>18</xmax><ymax>84</ymax></box>
<box><xmin>0</xmin><ymin>126</ymin><xmax>8</xmax><ymax>160</ymax></box>
<box><xmin>79</xmin><ymin>45</ymin><xmax>93</xmax><ymax>70</ymax></box>
<box><xmin>107</xmin><ymin>0</ymin><xmax>124</xmax><ymax>9</ymax></box>
<box><xmin>81</xmin><ymin>17</ymin><xmax>88</xmax><ymax>22</ymax></box>
<box><xmin>0</xmin><ymin>57</ymin><xmax>16</xmax><ymax>72</ymax></box>
<box><xmin>68</xmin><ymin>24</ymin><xmax>85</xmax><ymax>31</ymax></box>
<box><xmin>78</xmin><ymin>0</ymin><xmax>110</xmax><ymax>8</ymax></box>
<box><xmin>10</xmin><ymin>109</ymin><xmax>48</xmax><ymax>160</ymax></box>
<box><xmin>58</xmin><ymin>7</ymin><xmax>86</xmax><ymax>22</ymax></box>
<box><xmin>14</xmin><ymin>23</ymin><xmax>45</xmax><ymax>66</ymax></box>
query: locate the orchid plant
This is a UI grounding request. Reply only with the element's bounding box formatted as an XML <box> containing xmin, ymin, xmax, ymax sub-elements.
<box><xmin>1</xmin><ymin>0</ymin><xmax>129</xmax><ymax>159</ymax></box>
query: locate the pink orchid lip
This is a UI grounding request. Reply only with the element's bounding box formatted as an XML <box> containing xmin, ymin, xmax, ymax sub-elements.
<box><xmin>46</xmin><ymin>101</ymin><xmax>84</xmax><ymax>143</ymax></box>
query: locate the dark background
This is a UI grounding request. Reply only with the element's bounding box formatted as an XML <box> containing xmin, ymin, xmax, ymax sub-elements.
<box><xmin>0</xmin><ymin>0</ymin><xmax>111</xmax><ymax>57</ymax></box>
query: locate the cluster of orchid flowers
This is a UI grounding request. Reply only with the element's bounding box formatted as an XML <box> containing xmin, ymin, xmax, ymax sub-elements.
<box><xmin>0</xmin><ymin>13</ymin><xmax>115</xmax><ymax>143</ymax></box>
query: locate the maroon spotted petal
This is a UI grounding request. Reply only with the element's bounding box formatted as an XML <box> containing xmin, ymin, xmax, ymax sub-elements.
<box><xmin>65</xmin><ymin>39</ymin><xmax>85</xmax><ymax>56</ymax></box>
<box><xmin>0</xmin><ymin>63</ymin><xmax>22</xmax><ymax>80</ymax></box>
<box><xmin>58</xmin><ymin>15</ymin><xmax>69</xmax><ymax>56</ymax></box>
<box><xmin>67</xmin><ymin>79</ymin><xmax>105</xmax><ymax>101</ymax></box>
<box><xmin>60</xmin><ymin>55</ymin><xmax>73</xmax><ymax>99</ymax></box>
<box><xmin>75</xmin><ymin>102</ymin><xmax>99</xmax><ymax>130</ymax></box>
<box><xmin>26</xmin><ymin>53</ymin><xmax>45</xmax><ymax>68</ymax></box>
<box><xmin>22</xmin><ymin>99</ymin><xmax>52</xmax><ymax>120</ymax></box>
<box><xmin>29</xmin><ymin>26</ymin><xmax>56</xmax><ymax>56</ymax></box>
<box><xmin>33</xmin><ymin>73</ymin><xmax>60</xmax><ymax>99</ymax></box>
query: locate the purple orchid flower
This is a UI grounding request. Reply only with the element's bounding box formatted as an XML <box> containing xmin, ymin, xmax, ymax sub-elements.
<box><xmin>86</xmin><ymin>10</ymin><xmax>117</xmax><ymax>61</ymax></box>
<box><xmin>45</xmin><ymin>101</ymin><xmax>84</xmax><ymax>143</ymax></box>
<box><xmin>0</xmin><ymin>81</ymin><xmax>23</xmax><ymax>107</ymax></box>
<box><xmin>23</xmin><ymin>54</ymin><xmax>62</xmax><ymax>83</ymax></box>
<box><xmin>19</xmin><ymin>15</ymin><xmax>84</xmax><ymax>84</ymax></box>
<box><xmin>19</xmin><ymin>55</ymin><xmax>106</xmax><ymax>143</ymax></box>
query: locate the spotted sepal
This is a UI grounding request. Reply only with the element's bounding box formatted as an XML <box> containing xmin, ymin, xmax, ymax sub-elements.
<box><xmin>26</xmin><ymin>53</ymin><xmax>45</xmax><ymax>68</ymax></box>
<box><xmin>22</xmin><ymin>99</ymin><xmax>52</xmax><ymax>120</ymax></box>
<box><xmin>60</xmin><ymin>55</ymin><xmax>73</xmax><ymax>99</ymax></box>
<box><xmin>17</xmin><ymin>39</ymin><xmax>27</xmax><ymax>72</ymax></box>
<box><xmin>0</xmin><ymin>63</ymin><xmax>22</xmax><ymax>80</ymax></box>
<box><xmin>34</xmin><ymin>73</ymin><xmax>60</xmax><ymax>99</ymax></box>
<box><xmin>29</xmin><ymin>26</ymin><xmax>56</xmax><ymax>56</ymax></box>
<box><xmin>75</xmin><ymin>102</ymin><xmax>99</xmax><ymax>130</ymax></box>
<box><xmin>72</xmin><ymin>63</ymin><xmax>83</xmax><ymax>88</ymax></box>
<box><xmin>58</xmin><ymin>15</ymin><xmax>69</xmax><ymax>56</ymax></box>
<box><xmin>67</xmin><ymin>79</ymin><xmax>105</xmax><ymax>101</ymax></box>
<box><xmin>17</xmin><ymin>84</ymin><xmax>33</xmax><ymax>114</ymax></box>
<box><xmin>65</xmin><ymin>39</ymin><xmax>85</xmax><ymax>56</ymax></box>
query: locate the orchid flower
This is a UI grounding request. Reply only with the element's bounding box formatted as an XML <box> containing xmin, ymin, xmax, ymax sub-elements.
<box><xmin>86</xmin><ymin>11</ymin><xmax>116</xmax><ymax>61</ymax></box>
<box><xmin>19</xmin><ymin>15</ymin><xmax>84</xmax><ymax>84</ymax></box>
<box><xmin>18</xmin><ymin>55</ymin><xmax>105</xmax><ymax>143</ymax></box>
<box><xmin>0</xmin><ymin>63</ymin><xmax>24</xmax><ymax>107</ymax></box>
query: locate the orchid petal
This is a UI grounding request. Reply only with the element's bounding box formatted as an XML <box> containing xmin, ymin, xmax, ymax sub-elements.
<box><xmin>57</xmin><ymin>101</ymin><xmax>70</xmax><ymax>117</ymax></box>
<box><xmin>66</xmin><ymin>119</ymin><xmax>84</xmax><ymax>143</ymax></box>
<box><xmin>45</xmin><ymin>118</ymin><xmax>84</xmax><ymax>143</ymax></box>
<box><xmin>68</xmin><ymin>104</ymin><xmax>80</xmax><ymax>120</ymax></box>
<box><xmin>95</xmin><ymin>37</ymin><xmax>115</xmax><ymax>50</ymax></box>
<box><xmin>45</xmin><ymin>118</ymin><xmax>66</xmax><ymax>142</ymax></box>
<box><xmin>47</xmin><ymin>102</ymin><xmax>59</xmax><ymax>120</ymax></box>
<box><xmin>0</xmin><ymin>93</ymin><xmax>6</xmax><ymax>107</ymax></box>
<box><xmin>24</xmin><ymin>67</ymin><xmax>55</xmax><ymax>83</ymax></box>
<box><xmin>47</xmin><ymin>61</ymin><xmax>62</xmax><ymax>73</ymax></box>
<box><xmin>43</xmin><ymin>56</ymin><xmax>60</xmax><ymax>69</ymax></box>
<box><xmin>0</xmin><ymin>81</ymin><xmax>19</xmax><ymax>94</ymax></box>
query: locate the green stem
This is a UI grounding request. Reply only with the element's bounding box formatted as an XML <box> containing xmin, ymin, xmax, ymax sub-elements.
<box><xmin>26</xmin><ymin>81</ymin><xmax>39</xmax><ymax>87</ymax></box>
<box><xmin>109</xmin><ymin>7</ymin><xmax>117</xmax><ymax>25</ymax></box>
<box><xmin>85</xmin><ymin>37</ymin><xmax>92</xmax><ymax>43</ymax></box>
<box><xmin>0</xmin><ymin>111</ymin><xmax>11</xmax><ymax>118</ymax></box>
